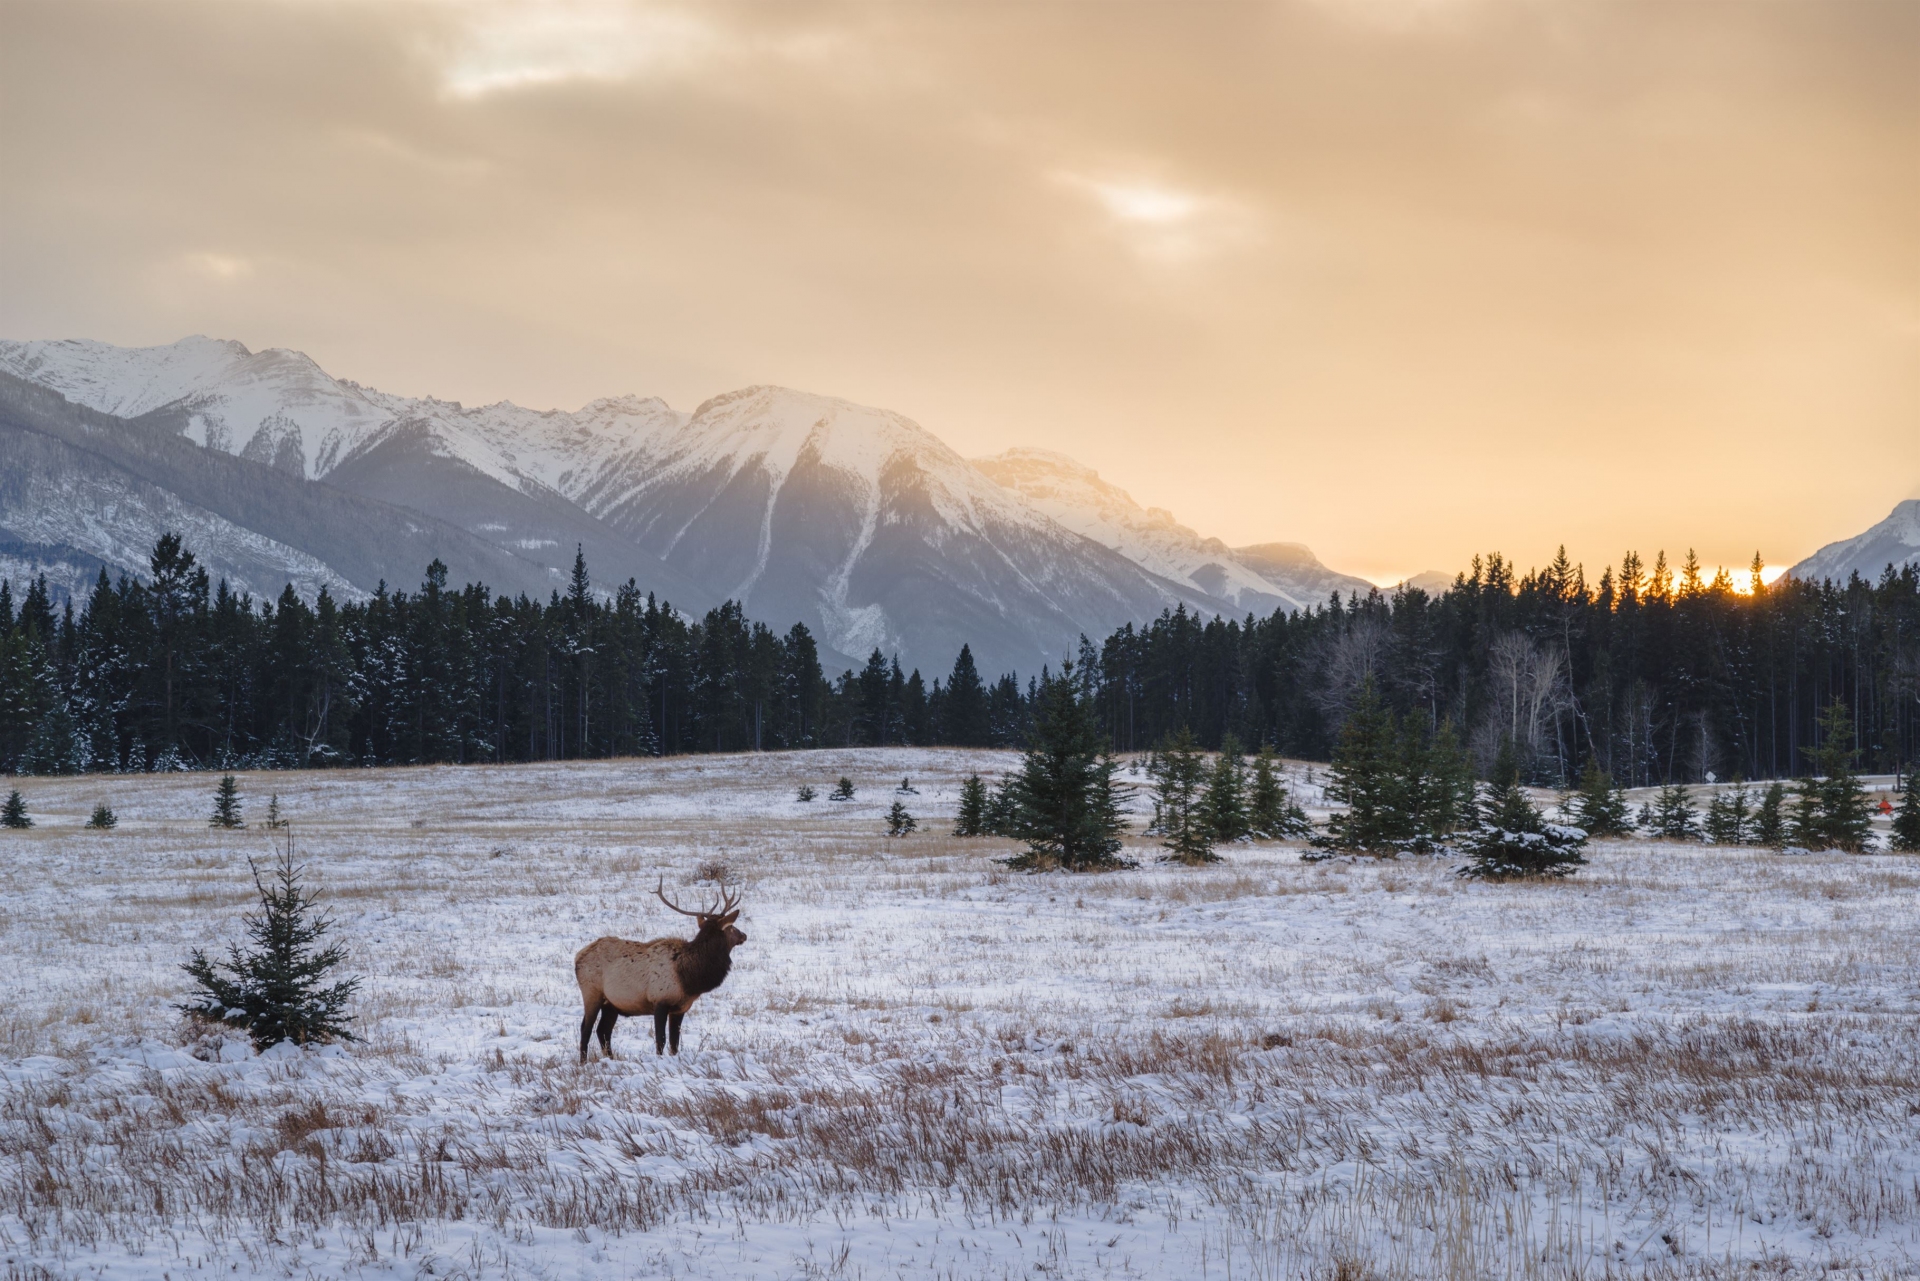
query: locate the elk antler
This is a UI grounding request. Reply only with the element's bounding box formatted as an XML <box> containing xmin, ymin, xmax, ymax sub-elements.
<box><xmin>655</xmin><ymin>877</ymin><xmax>741</xmax><ymax>920</ymax></box>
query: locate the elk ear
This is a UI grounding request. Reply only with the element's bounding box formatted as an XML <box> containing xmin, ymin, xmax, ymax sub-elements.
<box><xmin>719</xmin><ymin>910</ymin><xmax>741</xmax><ymax>925</ymax></box>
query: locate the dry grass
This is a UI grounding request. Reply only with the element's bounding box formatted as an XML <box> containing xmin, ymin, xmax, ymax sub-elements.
<box><xmin>1</xmin><ymin>751</ymin><xmax>1918</xmax><ymax>1277</ymax></box>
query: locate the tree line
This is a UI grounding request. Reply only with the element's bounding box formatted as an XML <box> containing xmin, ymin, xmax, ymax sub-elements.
<box><xmin>1</xmin><ymin>535</ymin><xmax>1917</xmax><ymax>782</ymax></box>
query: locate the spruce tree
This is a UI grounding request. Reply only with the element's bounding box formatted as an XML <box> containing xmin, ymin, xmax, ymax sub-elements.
<box><xmin>1649</xmin><ymin>783</ymin><xmax>1701</xmax><ymax>841</ymax></box>
<box><xmin>1002</xmin><ymin>661</ymin><xmax>1128</xmax><ymax>871</ymax></box>
<box><xmin>985</xmin><ymin>774</ymin><xmax>1019</xmax><ymax>837</ymax></box>
<box><xmin>1806</xmin><ymin>700</ymin><xmax>1873</xmax><ymax>852</ymax></box>
<box><xmin>179</xmin><ymin>834</ymin><xmax>360</xmax><ymax>1050</ymax></box>
<box><xmin>1315</xmin><ymin>679</ymin><xmax>1405</xmax><ymax>854</ymax></box>
<box><xmin>1703</xmin><ymin>784</ymin><xmax>1752</xmax><ymax>845</ymax></box>
<box><xmin>1457</xmin><ymin>738</ymin><xmax>1587</xmax><ymax>880</ymax></box>
<box><xmin>897</xmin><ymin>776</ymin><xmax>918</xmax><ymax>794</ymax></box>
<box><xmin>265</xmin><ymin>793</ymin><xmax>286</xmax><ymax>829</ymax></box>
<box><xmin>795</xmin><ymin>783</ymin><xmax>817</xmax><ymax>802</ymax></box>
<box><xmin>1890</xmin><ymin>771</ymin><xmax>1920</xmax><ymax>853</ymax></box>
<box><xmin>1248</xmin><ymin>747</ymin><xmax>1311</xmax><ymax>840</ymax></box>
<box><xmin>1417</xmin><ymin>719</ymin><xmax>1477</xmax><ymax>839</ymax></box>
<box><xmin>1572</xmin><ymin>760</ymin><xmax>1631</xmax><ymax>838</ymax></box>
<box><xmin>1152</xmin><ymin>727</ymin><xmax>1215</xmax><ymax>864</ymax></box>
<box><xmin>87</xmin><ymin>802</ymin><xmax>117</xmax><ymax>830</ymax></box>
<box><xmin>1753</xmin><ymin>781</ymin><xmax>1788</xmax><ymax>847</ymax></box>
<box><xmin>1</xmin><ymin>789</ymin><xmax>30</xmax><ymax>829</ymax></box>
<box><xmin>953</xmin><ymin>774</ymin><xmax>989</xmax><ymax>836</ymax></box>
<box><xmin>829</xmin><ymin>776</ymin><xmax>855</xmax><ymax>801</ymax></box>
<box><xmin>210</xmin><ymin>774</ymin><xmax>244</xmax><ymax>828</ymax></box>
<box><xmin>1788</xmin><ymin>779</ymin><xmax>1825</xmax><ymax>849</ymax></box>
<box><xmin>1200</xmin><ymin>732</ymin><xmax>1251</xmax><ymax>844</ymax></box>
<box><xmin>885</xmin><ymin>801</ymin><xmax>917</xmax><ymax>837</ymax></box>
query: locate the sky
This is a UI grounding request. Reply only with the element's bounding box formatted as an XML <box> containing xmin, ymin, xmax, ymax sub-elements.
<box><xmin>2</xmin><ymin>0</ymin><xmax>1915</xmax><ymax>586</ymax></box>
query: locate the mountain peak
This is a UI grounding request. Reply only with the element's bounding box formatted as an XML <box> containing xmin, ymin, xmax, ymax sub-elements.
<box><xmin>1793</xmin><ymin>498</ymin><xmax>1920</xmax><ymax>584</ymax></box>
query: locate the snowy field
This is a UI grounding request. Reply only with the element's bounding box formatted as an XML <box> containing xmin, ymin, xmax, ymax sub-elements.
<box><xmin>2</xmin><ymin>751</ymin><xmax>1919</xmax><ymax>1280</ymax></box>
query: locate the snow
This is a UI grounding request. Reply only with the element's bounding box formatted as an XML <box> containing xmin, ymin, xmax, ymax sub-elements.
<box><xmin>1794</xmin><ymin>500</ymin><xmax>1920</xmax><ymax>584</ymax></box>
<box><xmin>3</xmin><ymin>752</ymin><xmax>1920</xmax><ymax>1278</ymax></box>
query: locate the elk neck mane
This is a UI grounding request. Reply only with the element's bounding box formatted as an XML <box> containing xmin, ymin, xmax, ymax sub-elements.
<box><xmin>675</xmin><ymin>923</ymin><xmax>735</xmax><ymax>997</ymax></box>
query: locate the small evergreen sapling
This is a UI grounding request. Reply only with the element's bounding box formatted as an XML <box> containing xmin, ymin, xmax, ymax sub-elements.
<box><xmin>1703</xmin><ymin>784</ymin><xmax>1752</xmax><ymax>845</ymax></box>
<box><xmin>885</xmin><ymin>801</ymin><xmax>917</xmax><ymax>837</ymax></box>
<box><xmin>1001</xmin><ymin>661</ymin><xmax>1128</xmax><ymax>872</ymax></box>
<box><xmin>1200</xmin><ymin>734</ymin><xmax>1252</xmax><ymax>844</ymax></box>
<box><xmin>179</xmin><ymin>833</ymin><xmax>360</xmax><ymax>1050</ymax></box>
<box><xmin>1314</xmin><ymin>680</ymin><xmax>1404</xmax><ymax>855</ymax></box>
<box><xmin>1457</xmin><ymin>739</ymin><xmax>1587</xmax><ymax>880</ymax></box>
<box><xmin>210</xmin><ymin>775</ymin><xmax>244</xmax><ymax>829</ymax></box>
<box><xmin>1891</xmin><ymin>771</ymin><xmax>1920</xmax><ymax>853</ymax></box>
<box><xmin>984</xmin><ymin>775</ymin><xmax>1019</xmax><ymax>837</ymax></box>
<box><xmin>1649</xmin><ymin>783</ymin><xmax>1702</xmax><ymax>841</ymax></box>
<box><xmin>1806</xmin><ymin>700</ymin><xmax>1873</xmax><ymax>852</ymax></box>
<box><xmin>953</xmin><ymin>774</ymin><xmax>989</xmax><ymax>836</ymax></box>
<box><xmin>829</xmin><ymin>777</ymin><xmax>855</xmax><ymax>801</ymax></box>
<box><xmin>2</xmin><ymin>790</ymin><xmax>30</xmax><ymax>829</ymax></box>
<box><xmin>897</xmin><ymin>777</ymin><xmax>918</xmax><ymax>795</ymax></box>
<box><xmin>1152</xmin><ymin>727</ymin><xmax>1215</xmax><ymax>865</ymax></box>
<box><xmin>265</xmin><ymin>794</ymin><xmax>287</xmax><ymax>829</ymax></box>
<box><xmin>1752</xmin><ymin>782</ymin><xmax>1788</xmax><ymax>847</ymax></box>
<box><xmin>87</xmin><ymin>802</ymin><xmax>117</xmax><ymax>830</ymax></box>
<box><xmin>1248</xmin><ymin>747</ymin><xmax>1311</xmax><ymax>839</ymax></box>
<box><xmin>795</xmin><ymin>783</ymin><xmax>817</xmax><ymax>802</ymax></box>
<box><xmin>1572</xmin><ymin>761</ymin><xmax>1632</xmax><ymax>838</ymax></box>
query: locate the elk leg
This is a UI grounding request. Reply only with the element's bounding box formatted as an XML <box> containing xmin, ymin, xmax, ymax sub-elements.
<box><xmin>668</xmin><ymin>1012</ymin><xmax>684</xmax><ymax>1056</ymax></box>
<box><xmin>595</xmin><ymin>1006</ymin><xmax>619</xmax><ymax>1058</ymax></box>
<box><xmin>654</xmin><ymin>1007</ymin><xmax>669</xmax><ymax>1056</ymax></box>
<box><xmin>579</xmin><ymin>1004</ymin><xmax>601</xmax><ymax>1063</ymax></box>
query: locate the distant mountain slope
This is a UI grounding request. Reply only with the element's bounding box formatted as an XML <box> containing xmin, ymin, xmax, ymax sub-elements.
<box><xmin>1792</xmin><ymin>500</ymin><xmax>1920</xmax><ymax>584</ymax></box>
<box><xmin>580</xmin><ymin>387</ymin><xmax>1227</xmax><ymax>673</ymax></box>
<box><xmin>0</xmin><ymin>372</ymin><xmax>577</xmax><ymax>604</ymax></box>
<box><xmin>0</xmin><ymin>335</ymin><xmax>1364</xmax><ymax>674</ymax></box>
<box><xmin>968</xmin><ymin>447</ymin><xmax>1374</xmax><ymax>611</ymax></box>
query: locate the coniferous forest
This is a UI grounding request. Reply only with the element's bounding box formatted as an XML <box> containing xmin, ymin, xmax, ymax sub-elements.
<box><xmin>1</xmin><ymin>535</ymin><xmax>1916</xmax><ymax>782</ymax></box>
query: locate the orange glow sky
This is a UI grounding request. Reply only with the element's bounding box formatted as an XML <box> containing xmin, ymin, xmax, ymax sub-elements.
<box><xmin>2</xmin><ymin>0</ymin><xmax>1915</xmax><ymax>585</ymax></box>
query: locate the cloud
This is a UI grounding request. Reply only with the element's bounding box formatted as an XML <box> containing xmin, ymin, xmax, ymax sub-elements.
<box><xmin>1055</xmin><ymin>173</ymin><xmax>1261</xmax><ymax>265</ymax></box>
<box><xmin>427</xmin><ymin>0</ymin><xmax>719</xmax><ymax>98</ymax></box>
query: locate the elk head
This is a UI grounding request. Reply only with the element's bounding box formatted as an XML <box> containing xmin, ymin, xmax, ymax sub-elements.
<box><xmin>655</xmin><ymin>878</ymin><xmax>747</xmax><ymax>948</ymax></box>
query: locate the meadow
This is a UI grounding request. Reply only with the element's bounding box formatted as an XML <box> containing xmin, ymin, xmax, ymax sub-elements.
<box><xmin>1</xmin><ymin>751</ymin><xmax>1917</xmax><ymax>1279</ymax></box>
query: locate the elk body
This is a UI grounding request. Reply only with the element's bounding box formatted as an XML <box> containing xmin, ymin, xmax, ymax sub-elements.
<box><xmin>575</xmin><ymin>881</ymin><xmax>746</xmax><ymax>1061</ymax></box>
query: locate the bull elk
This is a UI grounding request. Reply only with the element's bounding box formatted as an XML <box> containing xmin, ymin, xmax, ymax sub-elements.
<box><xmin>575</xmin><ymin>880</ymin><xmax>747</xmax><ymax>1061</ymax></box>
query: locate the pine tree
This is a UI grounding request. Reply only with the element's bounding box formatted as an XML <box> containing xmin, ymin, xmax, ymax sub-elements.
<box><xmin>1</xmin><ymin>789</ymin><xmax>30</xmax><ymax>829</ymax></box>
<box><xmin>1416</xmin><ymin>719</ymin><xmax>1477</xmax><ymax>840</ymax></box>
<box><xmin>885</xmin><ymin>801</ymin><xmax>917</xmax><ymax>837</ymax></box>
<box><xmin>1248</xmin><ymin>747</ymin><xmax>1311</xmax><ymax>839</ymax></box>
<box><xmin>795</xmin><ymin>783</ymin><xmax>817</xmax><ymax>802</ymax></box>
<box><xmin>87</xmin><ymin>802</ymin><xmax>117</xmax><ymax>830</ymax></box>
<box><xmin>953</xmin><ymin>773</ymin><xmax>988</xmax><ymax>836</ymax></box>
<box><xmin>1457</xmin><ymin>738</ymin><xmax>1587</xmax><ymax>879</ymax></box>
<box><xmin>265</xmin><ymin>793</ymin><xmax>286</xmax><ymax>829</ymax></box>
<box><xmin>1315</xmin><ymin>679</ymin><xmax>1406</xmax><ymax>854</ymax></box>
<box><xmin>1152</xmin><ymin>727</ymin><xmax>1215</xmax><ymax>864</ymax></box>
<box><xmin>1703</xmin><ymin>785</ymin><xmax>1751</xmax><ymax>845</ymax></box>
<box><xmin>1649</xmin><ymin>783</ymin><xmax>1701</xmax><ymax>841</ymax></box>
<box><xmin>1752</xmin><ymin>781</ymin><xmax>1788</xmax><ymax>847</ymax></box>
<box><xmin>985</xmin><ymin>774</ymin><xmax>1019</xmax><ymax>836</ymax></box>
<box><xmin>179</xmin><ymin>834</ymin><xmax>360</xmax><ymax>1050</ymax></box>
<box><xmin>210</xmin><ymin>774</ymin><xmax>244</xmax><ymax>828</ymax></box>
<box><xmin>1572</xmin><ymin>760</ymin><xmax>1631</xmax><ymax>838</ymax></box>
<box><xmin>1891</xmin><ymin>771</ymin><xmax>1920</xmax><ymax>853</ymax></box>
<box><xmin>1788</xmin><ymin>779</ymin><xmax>1825</xmax><ymax>849</ymax></box>
<box><xmin>1806</xmin><ymin>700</ymin><xmax>1873</xmax><ymax>852</ymax></box>
<box><xmin>1200</xmin><ymin>732</ymin><xmax>1251</xmax><ymax>844</ymax></box>
<box><xmin>1002</xmin><ymin>661</ymin><xmax>1128</xmax><ymax>871</ymax></box>
<box><xmin>829</xmin><ymin>776</ymin><xmax>855</xmax><ymax>801</ymax></box>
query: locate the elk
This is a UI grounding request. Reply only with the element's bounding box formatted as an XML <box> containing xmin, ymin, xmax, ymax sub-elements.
<box><xmin>575</xmin><ymin>880</ymin><xmax>747</xmax><ymax>1062</ymax></box>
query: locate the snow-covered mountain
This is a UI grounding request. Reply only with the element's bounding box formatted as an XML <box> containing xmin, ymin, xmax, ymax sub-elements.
<box><xmin>1793</xmin><ymin>500</ymin><xmax>1920</xmax><ymax>584</ymax></box>
<box><xmin>0</xmin><ymin>335</ymin><xmax>1357</xmax><ymax>674</ymax></box>
<box><xmin>974</xmin><ymin>448</ymin><xmax>1371</xmax><ymax>612</ymax></box>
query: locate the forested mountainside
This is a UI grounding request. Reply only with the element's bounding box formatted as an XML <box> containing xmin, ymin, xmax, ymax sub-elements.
<box><xmin>2</xmin><ymin>537</ymin><xmax>1915</xmax><ymax>782</ymax></box>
